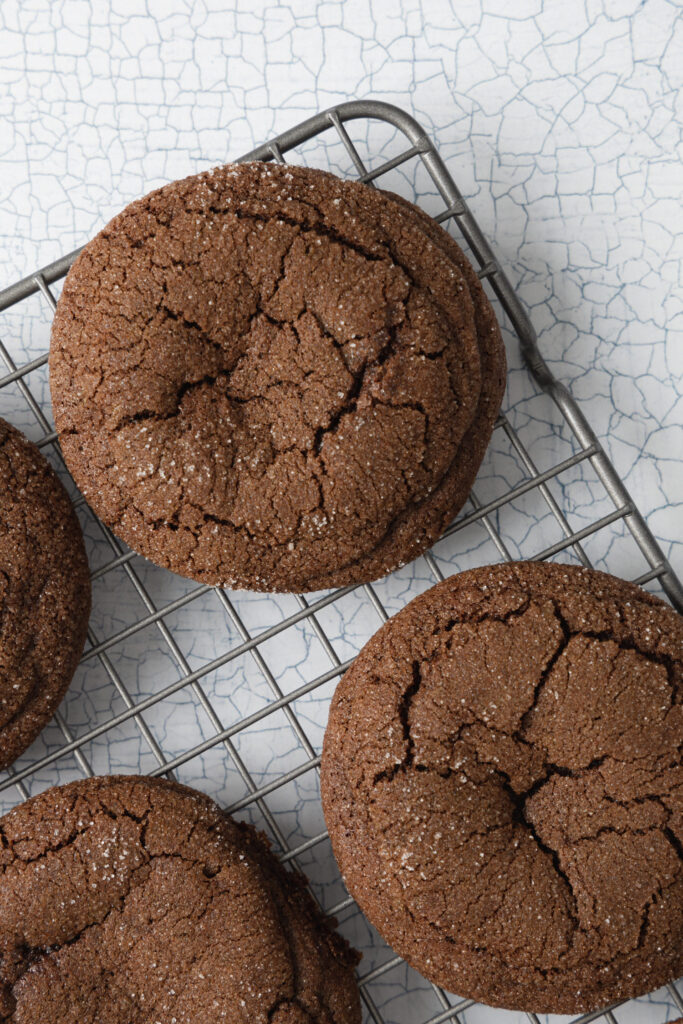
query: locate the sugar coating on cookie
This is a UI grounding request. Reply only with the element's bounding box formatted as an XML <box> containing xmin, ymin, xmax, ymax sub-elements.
<box><xmin>321</xmin><ymin>561</ymin><xmax>683</xmax><ymax>1014</ymax></box>
<box><xmin>0</xmin><ymin>775</ymin><xmax>361</xmax><ymax>1022</ymax></box>
<box><xmin>49</xmin><ymin>162</ymin><xmax>505</xmax><ymax>592</ymax></box>
<box><xmin>0</xmin><ymin>418</ymin><xmax>90</xmax><ymax>770</ymax></box>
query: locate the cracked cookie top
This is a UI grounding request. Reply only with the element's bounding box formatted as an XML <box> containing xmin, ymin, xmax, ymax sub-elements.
<box><xmin>321</xmin><ymin>561</ymin><xmax>683</xmax><ymax>1014</ymax></box>
<box><xmin>0</xmin><ymin>418</ymin><xmax>90</xmax><ymax>771</ymax></box>
<box><xmin>0</xmin><ymin>775</ymin><xmax>361</xmax><ymax>1023</ymax></box>
<box><xmin>49</xmin><ymin>162</ymin><xmax>505</xmax><ymax>591</ymax></box>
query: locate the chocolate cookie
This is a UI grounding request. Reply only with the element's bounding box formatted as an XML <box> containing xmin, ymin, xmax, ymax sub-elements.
<box><xmin>49</xmin><ymin>162</ymin><xmax>505</xmax><ymax>592</ymax></box>
<box><xmin>321</xmin><ymin>562</ymin><xmax>683</xmax><ymax>1013</ymax></box>
<box><xmin>0</xmin><ymin>774</ymin><xmax>361</xmax><ymax>1022</ymax></box>
<box><xmin>0</xmin><ymin>418</ymin><xmax>90</xmax><ymax>770</ymax></box>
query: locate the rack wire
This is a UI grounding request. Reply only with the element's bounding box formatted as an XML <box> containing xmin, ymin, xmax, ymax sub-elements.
<box><xmin>0</xmin><ymin>100</ymin><xmax>681</xmax><ymax>1024</ymax></box>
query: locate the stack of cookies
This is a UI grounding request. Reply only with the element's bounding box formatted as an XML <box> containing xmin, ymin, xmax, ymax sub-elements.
<box><xmin>1</xmin><ymin>161</ymin><xmax>680</xmax><ymax>1022</ymax></box>
<box><xmin>49</xmin><ymin>162</ymin><xmax>505</xmax><ymax>593</ymax></box>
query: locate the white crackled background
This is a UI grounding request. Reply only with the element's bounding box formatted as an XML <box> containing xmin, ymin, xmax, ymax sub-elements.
<box><xmin>0</xmin><ymin>1</ymin><xmax>681</xmax><ymax>1023</ymax></box>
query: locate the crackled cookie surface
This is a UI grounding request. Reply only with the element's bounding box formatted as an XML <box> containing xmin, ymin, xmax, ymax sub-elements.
<box><xmin>0</xmin><ymin>775</ymin><xmax>361</xmax><ymax>1023</ymax></box>
<box><xmin>49</xmin><ymin>162</ymin><xmax>504</xmax><ymax>591</ymax></box>
<box><xmin>321</xmin><ymin>562</ymin><xmax>683</xmax><ymax>1013</ymax></box>
<box><xmin>0</xmin><ymin>418</ymin><xmax>90</xmax><ymax>770</ymax></box>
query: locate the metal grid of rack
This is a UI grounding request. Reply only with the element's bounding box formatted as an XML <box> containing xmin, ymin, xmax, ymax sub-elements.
<box><xmin>0</xmin><ymin>100</ymin><xmax>680</xmax><ymax>1024</ymax></box>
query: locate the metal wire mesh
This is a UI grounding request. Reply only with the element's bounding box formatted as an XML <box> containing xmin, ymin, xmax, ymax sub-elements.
<box><xmin>0</xmin><ymin>100</ymin><xmax>680</xmax><ymax>1024</ymax></box>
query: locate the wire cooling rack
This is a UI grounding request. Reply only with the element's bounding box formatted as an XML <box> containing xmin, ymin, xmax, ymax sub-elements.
<box><xmin>0</xmin><ymin>101</ymin><xmax>681</xmax><ymax>1024</ymax></box>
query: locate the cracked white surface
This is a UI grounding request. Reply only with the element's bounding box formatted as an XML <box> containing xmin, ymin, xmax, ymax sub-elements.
<box><xmin>0</xmin><ymin>2</ymin><xmax>681</xmax><ymax>1023</ymax></box>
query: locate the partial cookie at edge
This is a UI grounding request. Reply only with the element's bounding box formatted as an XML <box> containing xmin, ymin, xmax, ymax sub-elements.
<box><xmin>0</xmin><ymin>418</ymin><xmax>90</xmax><ymax>770</ymax></box>
<box><xmin>0</xmin><ymin>774</ymin><xmax>361</xmax><ymax>1023</ymax></box>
